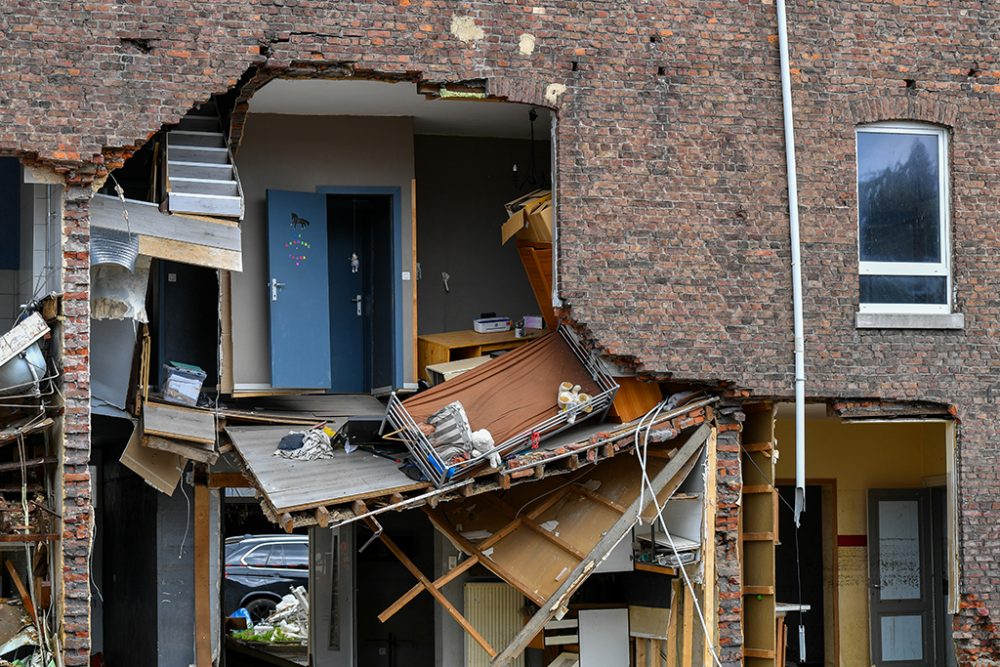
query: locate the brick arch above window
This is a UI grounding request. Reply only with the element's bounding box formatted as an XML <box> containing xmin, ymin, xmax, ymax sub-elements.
<box><xmin>849</xmin><ymin>93</ymin><xmax>959</xmax><ymax>130</ymax></box>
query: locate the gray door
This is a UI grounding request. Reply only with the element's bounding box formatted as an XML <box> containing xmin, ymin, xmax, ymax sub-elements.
<box><xmin>310</xmin><ymin>527</ymin><xmax>354</xmax><ymax>666</ymax></box>
<box><xmin>868</xmin><ymin>489</ymin><xmax>935</xmax><ymax>665</ymax></box>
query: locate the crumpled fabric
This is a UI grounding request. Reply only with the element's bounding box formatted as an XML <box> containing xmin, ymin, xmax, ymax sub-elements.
<box><xmin>274</xmin><ymin>427</ymin><xmax>334</xmax><ymax>461</ymax></box>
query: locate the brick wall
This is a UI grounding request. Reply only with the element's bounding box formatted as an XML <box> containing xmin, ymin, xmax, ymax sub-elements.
<box><xmin>3</xmin><ymin>1</ymin><xmax>1000</xmax><ymax>662</ymax></box>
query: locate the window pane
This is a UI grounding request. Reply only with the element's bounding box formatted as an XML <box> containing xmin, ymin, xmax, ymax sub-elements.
<box><xmin>880</xmin><ymin>615</ymin><xmax>923</xmax><ymax>661</ymax></box>
<box><xmin>860</xmin><ymin>275</ymin><xmax>946</xmax><ymax>305</ymax></box>
<box><xmin>878</xmin><ymin>500</ymin><xmax>921</xmax><ymax>600</ymax></box>
<box><xmin>858</xmin><ymin>132</ymin><xmax>941</xmax><ymax>263</ymax></box>
<box><xmin>286</xmin><ymin>543</ymin><xmax>309</xmax><ymax>569</ymax></box>
<box><xmin>243</xmin><ymin>545</ymin><xmax>271</xmax><ymax>567</ymax></box>
<box><xmin>267</xmin><ymin>544</ymin><xmax>285</xmax><ymax>567</ymax></box>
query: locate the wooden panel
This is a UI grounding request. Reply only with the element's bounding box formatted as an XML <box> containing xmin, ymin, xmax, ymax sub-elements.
<box><xmin>143</xmin><ymin>401</ymin><xmax>217</xmax><ymax>445</ymax></box>
<box><xmin>515</xmin><ymin>241</ymin><xmax>557</xmax><ymax>329</ymax></box>
<box><xmin>138</xmin><ymin>235</ymin><xmax>242</xmax><ymax>271</ymax></box>
<box><xmin>226</xmin><ymin>425</ymin><xmax>429</xmax><ymax>513</ymax></box>
<box><xmin>119</xmin><ymin>422</ymin><xmax>184</xmax><ymax>495</ymax></box>
<box><xmin>0</xmin><ymin>312</ymin><xmax>48</xmax><ymax>368</ymax></box>
<box><xmin>143</xmin><ymin>434</ymin><xmax>219</xmax><ymax>465</ymax></box>
<box><xmin>607</xmin><ymin>377</ymin><xmax>662</xmax><ymax>423</ymax></box>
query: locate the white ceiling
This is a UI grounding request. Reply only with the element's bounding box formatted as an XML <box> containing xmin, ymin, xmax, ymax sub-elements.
<box><xmin>248</xmin><ymin>79</ymin><xmax>552</xmax><ymax>140</ymax></box>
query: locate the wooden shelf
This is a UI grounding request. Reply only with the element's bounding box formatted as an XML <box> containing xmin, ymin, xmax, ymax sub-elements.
<box><xmin>744</xmin><ymin>647</ymin><xmax>776</xmax><ymax>659</ymax></box>
<box><xmin>742</xmin><ymin>585</ymin><xmax>775</xmax><ymax>596</ymax></box>
<box><xmin>741</xmin><ymin>532</ymin><xmax>775</xmax><ymax>542</ymax></box>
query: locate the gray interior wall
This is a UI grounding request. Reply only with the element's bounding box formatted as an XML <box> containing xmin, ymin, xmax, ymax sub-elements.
<box><xmin>414</xmin><ymin>135</ymin><xmax>548</xmax><ymax>335</ymax></box>
<box><xmin>232</xmin><ymin>114</ymin><xmax>415</xmax><ymax>387</ymax></box>
<box><xmin>156</xmin><ymin>481</ymin><xmax>221</xmax><ymax>667</ymax></box>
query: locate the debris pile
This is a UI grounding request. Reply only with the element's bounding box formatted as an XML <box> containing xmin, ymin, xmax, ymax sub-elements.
<box><xmin>231</xmin><ymin>586</ymin><xmax>308</xmax><ymax>645</ymax></box>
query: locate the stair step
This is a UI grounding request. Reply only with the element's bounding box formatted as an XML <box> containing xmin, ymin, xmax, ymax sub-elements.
<box><xmin>168</xmin><ymin>192</ymin><xmax>243</xmax><ymax>218</ymax></box>
<box><xmin>168</xmin><ymin>161</ymin><xmax>234</xmax><ymax>180</ymax></box>
<box><xmin>170</xmin><ymin>177</ymin><xmax>239</xmax><ymax>196</ymax></box>
<box><xmin>177</xmin><ymin>116</ymin><xmax>221</xmax><ymax>132</ymax></box>
<box><xmin>168</xmin><ymin>145</ymin><xmax>230</xmax><ymax>164</ymax></box>
<box><xmin>168</xmin><ymin>130</ymin><xmax>226</xmax><ymax>148</ymax></box>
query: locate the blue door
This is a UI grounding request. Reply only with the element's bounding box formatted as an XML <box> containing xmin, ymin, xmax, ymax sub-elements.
<box><xmin>267</xmin><ymin>190</ymin><xmax>331</xmax><ymax>389</ymax></box>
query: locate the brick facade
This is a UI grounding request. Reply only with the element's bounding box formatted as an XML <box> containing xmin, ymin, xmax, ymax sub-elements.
<box><xmin>3</xmin><ymin>1</ymin><xmax>1000</xmax><ymax>662</ymax></box>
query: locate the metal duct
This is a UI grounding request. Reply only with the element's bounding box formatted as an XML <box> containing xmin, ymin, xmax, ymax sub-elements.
<box><xmin>90</xmin><ymin>226</ymin><xmax>139</xmax><ymax>272</ymax></box>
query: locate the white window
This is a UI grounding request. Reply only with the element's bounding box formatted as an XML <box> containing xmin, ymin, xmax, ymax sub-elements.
<box><xmin>856</xmin><ymin>122</ymin><xmax>950</xmax><ymax>314</ymax></box>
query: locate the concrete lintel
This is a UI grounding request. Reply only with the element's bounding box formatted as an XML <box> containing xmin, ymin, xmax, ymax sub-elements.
<box><xmin>855</xmin><ymin>312</ymin><xmax>965</xmax><ymax>330</ymax></box>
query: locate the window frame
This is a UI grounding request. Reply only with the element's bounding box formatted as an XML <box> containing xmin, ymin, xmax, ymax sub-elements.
<box><xmin>855</xmin><ymin>121</ymin><xmax>952</xmax><ymax>315</ymax></box>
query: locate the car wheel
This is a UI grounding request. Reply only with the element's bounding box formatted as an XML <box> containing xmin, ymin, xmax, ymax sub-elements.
<box><xmin>244</xmin><ymin>597</ymin><xmax>277</xmax><ymax>624</ymax></box>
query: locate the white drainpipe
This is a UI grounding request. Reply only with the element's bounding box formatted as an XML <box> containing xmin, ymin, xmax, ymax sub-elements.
<box><xmin>776</xmin><ymin>0</ymin><xmax>807</xmax><ymax>525</ymax></box>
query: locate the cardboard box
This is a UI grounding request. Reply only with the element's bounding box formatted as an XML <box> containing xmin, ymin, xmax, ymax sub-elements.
<box><xmin>501</xmin><ymin>190</ymin><xmax>552</xmax><ymax>245</ymax></box>
<box><xmin>425</xmin><ymin>356</ymin><xmax>492</xmax><ymax>386</ymax></box>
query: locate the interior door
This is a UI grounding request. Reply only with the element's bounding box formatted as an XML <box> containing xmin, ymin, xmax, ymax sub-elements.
<box><xmin>327</xmin><ymin>197</ymin><xmax>367</xmax><ymax>393</ymax></box>
<box><xmin>266</xmin><ymin>190</ymin><xmax>331</xmax><ymax>389</ymax></box>
<box><xmin>868</xmin><ymin>489</ymin><xmax>935</xmax><ymax>666</ymax></box>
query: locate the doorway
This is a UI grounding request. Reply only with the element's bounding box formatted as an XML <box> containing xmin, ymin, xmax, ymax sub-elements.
<box><xmin>867</xmin><ymin>488</ymin><xmax>950</xmax><ymax>666</ymax></box>
<box><xmin>326</xmin><ymin>194</ymin><xmax>394</xmax><ymax>393</ymax></box>
<box><xmin>776</xmin><ymin>485</ymin><xmax>825</xmax><ymax>665</ymax></box>
<box><xmin>266</xmin><ymin>187</ymin><xmax>400</xmax><ymax>392</ymax></box>
<box><xmin>355</xmin><ymin>513</ymin><xmax>435</xmax><ymax>667</ymax></box>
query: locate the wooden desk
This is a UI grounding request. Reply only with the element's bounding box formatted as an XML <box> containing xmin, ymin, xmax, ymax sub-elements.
<box><xmin>416</xmin><ymin>328</ymin><xmax>545</xmax><ymax>382</ymax></box>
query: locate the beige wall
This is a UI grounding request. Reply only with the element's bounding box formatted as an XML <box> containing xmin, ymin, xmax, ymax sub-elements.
<box><xmin>775</xmin><ymin>416</ymin><xmax>948</xmax><ymax>666</ymax></box>
<box><xmin>231</xmin><ymin>113</ymin><xmax>415</xmax><ymax>387</ymax></box>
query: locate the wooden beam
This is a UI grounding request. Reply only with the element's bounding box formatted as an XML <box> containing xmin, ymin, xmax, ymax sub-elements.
<box><xmin>364</xmin><ymin>518</ymin><xmax>497</xmax><ymax>657</ymax></box>
<box><xmin>491</xmin><ymin>423</ymin><xmax>711</xmax><ymax>666</ymax></box>
<box><xmin>206</xmin><ymin>471</ymin><xmax>252</xmax><ymax>489</ymax></box>
<box><xmin>143</xmin><ymin>434</ymin><xmax>219</xmax><ymax>465</ymax></box>
<box><xmin>379</xmin><ymin>554</ymin><xmax>480</xmax><ymax>623</ymax></box>
<box><xmin>194</xmin><ymin>482</ymin><xmax>211</xmax><ymax>667</ymax></box>
<box><xmin>4</xmin><ymin>560</ymin><xmax>36</xmax><ymax>625</ymax></box>
<box><xmin>315</xmin><ymin>506</ymin><xmax>330</xmax><ymax>528</ymax></box>
<box><xmin>143</xmin><ymin>402</ymin><xmax>217</xmax><ymax>446</ymax></box>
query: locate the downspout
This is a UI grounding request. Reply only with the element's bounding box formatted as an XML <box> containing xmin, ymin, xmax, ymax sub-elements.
<box><xmin>776</xmin><ymin>0</ymin><xmax>807</xmax><ymax>526</ymax></box>
<box><xmin>550</xmin><ymin>114</ymin><xmax>562</xmax><ymax>310</ymax></box>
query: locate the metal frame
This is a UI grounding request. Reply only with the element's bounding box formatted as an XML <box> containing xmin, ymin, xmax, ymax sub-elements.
<box><xmin>384</xmin><ymin>326</ymin><xmax>619</xmax><ymax>487</ymax></box>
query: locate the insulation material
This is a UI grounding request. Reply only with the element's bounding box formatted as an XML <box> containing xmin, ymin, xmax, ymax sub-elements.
<box><xmin>91</xmin><ymin>255</ymin><xmax>152</xmax><ymax>322</ymax></box>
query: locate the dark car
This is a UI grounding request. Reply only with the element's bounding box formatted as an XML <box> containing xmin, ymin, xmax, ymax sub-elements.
<box><xmin>224</xmin><ymin>534</ymin><xmax>309</xmax><ymax>623</ymax></box>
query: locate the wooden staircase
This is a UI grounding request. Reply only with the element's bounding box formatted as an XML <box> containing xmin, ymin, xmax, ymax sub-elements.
<box><xmin>164</xmin><ymin>102</ymin><xmax>243</xmax><ymax>219</ymax></box>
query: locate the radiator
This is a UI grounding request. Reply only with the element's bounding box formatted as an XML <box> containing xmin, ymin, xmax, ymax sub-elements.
<box><xmin>463</xmin><ymin>582</ymin><xmax>525</xmax><ymax>667</ymax></box>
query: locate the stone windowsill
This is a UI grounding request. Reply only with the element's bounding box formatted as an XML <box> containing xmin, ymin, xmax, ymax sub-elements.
<box><xmin>855</xmin><ymin>312</ymin><xmax>965</xmax><ymax>330</ymax></box>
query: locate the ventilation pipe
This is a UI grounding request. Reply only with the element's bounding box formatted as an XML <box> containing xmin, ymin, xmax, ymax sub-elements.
<box><xmin>775</xmin><ymin>0</ymin><xmax>806</xmax><ymax>526</ymax></box>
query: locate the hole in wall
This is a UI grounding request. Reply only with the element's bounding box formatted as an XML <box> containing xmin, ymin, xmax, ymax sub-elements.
<box><xmin>657</xmin><ymin>66</ymin><xmax>666</xmax><ymax>76</ymax></box>
<box><xmin>904</xmin><ymin>78</ymin><xmax>916</xmax><ymax>89</ymax></box>
<box><xmin>571</xmin><ymin>61</ymin><xmax>579</xmax><ymax>71</ymax></box>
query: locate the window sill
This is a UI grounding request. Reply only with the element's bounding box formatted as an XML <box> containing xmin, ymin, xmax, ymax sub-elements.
<box><xmin>855</xmin><ymin>312</ymin><xmax>965</xmax><ymax>330</ymax></box>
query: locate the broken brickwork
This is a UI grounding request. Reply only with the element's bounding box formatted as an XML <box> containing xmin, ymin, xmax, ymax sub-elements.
<box><xmin>714</xmin><ymin>403</ymin><xmax>744</xmax><ymax>662</ymax></box>
<box><xmin>2</xmin><ymin>1</ymin><xmax>1000</xmax><ymax>663</ymax></box>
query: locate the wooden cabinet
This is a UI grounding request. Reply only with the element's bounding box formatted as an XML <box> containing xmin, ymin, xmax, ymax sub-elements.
<box><xmin>416</xmin><ymin>328</ymin><xmax>544</xmax><ymax>382</ymax></box>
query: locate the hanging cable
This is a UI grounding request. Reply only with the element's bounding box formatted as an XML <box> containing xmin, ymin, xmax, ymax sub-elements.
<box><xmin>634</xmin><ymin>400</ymin><xmax>724</xmax><ymax>667</ymax></box>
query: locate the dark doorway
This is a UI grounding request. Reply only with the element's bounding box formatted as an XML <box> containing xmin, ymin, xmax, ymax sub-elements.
<box><xmin>776</xmin><ymin>484</ymin><xmax>825</xmax><ymax>666</ymax></box>
<box><xmin>355</xmin><ymin>512</ymin><xmax>435</xmax><ymax>667</ymax></box>
<box><xmin>327</xmin><ymin>195</ymin><xmax>394</xmax><ymax>393</ymax></box>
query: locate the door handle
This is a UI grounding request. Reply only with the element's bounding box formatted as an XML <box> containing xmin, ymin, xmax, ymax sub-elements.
<box><xmin>270</xmin><ymin>278</ymin><xmax>286</xmax><ymax>302</ymax></box>
<box><xmin>351</xmin><ymin>294</ymin><xmax>362</xmax><ymax>316</ymax></box>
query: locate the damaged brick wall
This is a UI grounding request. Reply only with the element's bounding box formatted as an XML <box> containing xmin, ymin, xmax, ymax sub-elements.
<box><xmin>60</xmin><ymin>175</ymin><xmax>94</xmax><ymax>664</ymax></box>
<box><xmin>714</xmin><ymin>402</ymin><xmax>745</xmax><ymax>662</ymax></box>
<box><xmin>3</xmin><ymin>0</ymin><xmax>1000</xmax><ymax>662</ymax></box>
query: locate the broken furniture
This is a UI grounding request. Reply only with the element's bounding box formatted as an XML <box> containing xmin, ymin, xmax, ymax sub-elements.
<box><xmin>389</xmin><ymin>327</ymin><xmax>618</xmax><ymax>486</ymax></box>
<box><xmin>416</xmin><ymin>327</ymin><xmax>545</xmax><ymax>383</ymax></box>
<box><xmin>424</xmin><ymin>356</ymin><xmax>491</xmax><ymax>386</ymax></box>
<box><xmin>376</xmin><ymin>424</ymin><xmax>709</xmax><ymax>665</ymax></box>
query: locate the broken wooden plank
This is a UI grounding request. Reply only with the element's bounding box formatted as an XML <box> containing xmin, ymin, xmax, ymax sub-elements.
<box><xmin>4</xmin><ymin>560</ymin><xmax>36</xmax><ymax>626</ymax></box>
<box><xmin>0</xmin><ymin>313</ymin><xmax>48</xmax><ymax>369</ymax></box>
<box><xmin>143</xmin><ymin>434</ymin><xmax>219</xmax><ymax>465</ymax></box>
<box><xmin>143</xmin><ymin>402</ymin><xmax>217</xmax><ymax>445</ymax></box>
<box><xmin>120</xmin><ymin>422</ymin><xmax>185</xmax><ymax>495</ymax></box>
<box><xmin>365</xmin><ymin>518</ymin><xmax>497</xmax><ymax>657</ymax></box>
<box><xmin>490</xmin><ymin>423</ymin><xmax>710</xmax><ymax>666</ymax></box>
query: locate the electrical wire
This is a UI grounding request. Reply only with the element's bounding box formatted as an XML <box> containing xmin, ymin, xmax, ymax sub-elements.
<box><xmin>634</xmin><ymin>399</ymin><xmax>724</xmax><ymax>667</ymax></box>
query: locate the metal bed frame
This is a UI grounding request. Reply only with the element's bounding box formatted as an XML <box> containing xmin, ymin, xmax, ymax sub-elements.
<box><xmin>383</xmin><ymin>326</ymin><xmax>620</xmax><ymax>487</ymax></box>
